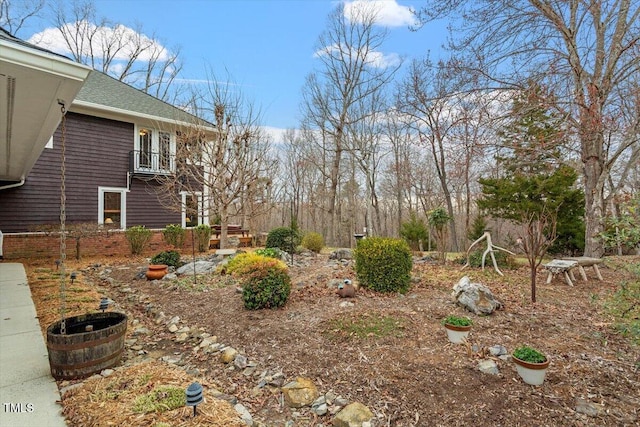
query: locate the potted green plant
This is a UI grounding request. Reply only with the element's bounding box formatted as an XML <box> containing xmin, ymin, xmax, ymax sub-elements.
<box><xmin>512</xmin><ymin>345</ymin><xmax>550</xmax><ymax>385</ymax></box>
<box><xmin>442</xmin><ymin>315</ymin><xmax>473</xmax><ymax>344</ymax></box>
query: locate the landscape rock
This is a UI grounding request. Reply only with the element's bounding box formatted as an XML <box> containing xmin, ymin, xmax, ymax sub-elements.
<box><xmin>478</xmin><ymin>359</ymin><xmax>500</xmax><ymax>376</ymax></box>
<box><xmin>220</xmin><ymin>347</ymin><xmax>238</xmax><ymax>363</ymax></box>
<box><xmin>332</xmin><ymin>402</ymin><xmax>374</xmax><ymax>427</ymax></box>
<box><xmin>488</xmin><ymin>345</ymin><xmax>508</xmax><ymax>357</ymax></box>
<box><xmin>234</xmin><ymin>403</ymin><xmax>253</xmax><ymax>426</ymax></box>
<box><xmin>312</xmin><ymin>396</ymin><xmax>328</xmax><ymax>416</ymax></box>
<box><xmin>234</xmin><ymin>354</ymin><xmax>248</xmax><ymax>369</ymax></box>
<box><xmin>329</xmin><ymin>248</ymin><xmax>353</xmax><ymax>261</ymax></box>
<box><xmin>175</xmin><ymin>332</ymin><xmax>189</xmax><ymax>342</ymax></box>
<box><xmin>281</xmin><ymin>377</ymin><xmax>319</xmax><ymax>408</ymax></box>
<box><xmin>575</xmin><ymin>398</ymin><xmax>605</xmax><ymax>417</ymax></box>
<box><xmin>199</xmin><ymin>336</ymin><xmax>218</xmax><ymax>348</ymax></box>
<box><xmin>451</xmin><ymin>276</ymin><xmax>503</xmax><ymax>315</ymax></box>
<box><xmin>175</xmin><ymin>260</ymin><xmax>219</xmax><ymax>275</ymax></box>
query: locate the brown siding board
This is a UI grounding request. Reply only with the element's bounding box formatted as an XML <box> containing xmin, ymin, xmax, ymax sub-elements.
<box><xmin>0</xmin><ymin>112</ymin><xmax>191</xmax><ymax>233</ymax></box>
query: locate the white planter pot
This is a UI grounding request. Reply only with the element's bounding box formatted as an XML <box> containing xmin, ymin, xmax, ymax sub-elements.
<box><xmin>444</xmin><ymin>324</ymin><xmax>471</xmax><ymax>344</ymax></box>
<box><xmin>512</xmin><ymin>356</ymin><xmax>550</xmax><ymax>386</ymax></box>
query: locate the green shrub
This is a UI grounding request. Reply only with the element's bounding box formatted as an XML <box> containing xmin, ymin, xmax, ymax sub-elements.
<box><xmin>242</xmin><ymin>268</ymin><xmax>291</xmax><ymax>310</ymax></box>
<box><xmin>150</xmin><ymin>250</ymin><xmax>181</xmax><ymax>268</ymax></box>
<box><xmin>301</xmin><ymin>232</ymin><xmax>324</xmax><ymax>253</ymax></box>
<box><xmin>442</xmin><ymin>315</ymin><xmax>473</xmax><ymax>327</ymax></box>
<box><xmin>354</xmin><ymin>237</ymin><xmax>413</xmax><ymax>293</ymax></box>
<box><xmin>512</xmin><ymin>345</ymin><xmax>547</xmax><ymax>363</ymax></box>
<box><xmin>226</xmin><ymin>252</ymin><xmax>286</xmax><ymax>276</ymax></box>
<box><xmin>400</xmin><ymin>214</ymin><xmax>428</xmax><ymax>250</ymax></box>
<box><xmin>162</xmin><ymin>224</ymin><xmax>186</xmax><ymax>248</ymax></box>
<box><xmin>254</xmin><ymin>248</ymin><xmax>283</xmax><ymax>259</ymax></box>
<box><xmin>266</xmin><ymin>227</ymin><xmax>300</xmax><ymax>253</ymax></box>
<box><xmin>232</xmin><ymin>255</ymin><xmax>290</xmax><ymax>310</ymax></box>
<box><xmin>193</xmin><ymin>224</ymin><xmax>211</xmax><ymax>252</ymax></box>
<box><xmin>467</xmin><ymin>215</ymin><xmax>487</xmax><ymax>242</ymax></box>
<box><xmin>125</xmin><ymin>225</ymin><xmax>152</xmax><ymax>255</ymax></box>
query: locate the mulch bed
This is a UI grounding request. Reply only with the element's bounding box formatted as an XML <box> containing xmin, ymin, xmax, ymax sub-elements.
<box><xmin>26</xmin><ymin>253</ymin><xmax>640</xmax><ymax>426</ymax></box>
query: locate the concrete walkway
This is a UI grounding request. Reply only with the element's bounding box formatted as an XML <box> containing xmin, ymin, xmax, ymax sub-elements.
<box><xmin>0</xmin><ymin>263</ymin><xmax>67</xmax><ymax>426</ymax></box>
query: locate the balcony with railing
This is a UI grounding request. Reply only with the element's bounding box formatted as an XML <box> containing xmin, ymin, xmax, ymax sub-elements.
<box><xmin>129</xmin><ymin>150</ymin><xmax>175</xmax><ymax>175</ymax></box>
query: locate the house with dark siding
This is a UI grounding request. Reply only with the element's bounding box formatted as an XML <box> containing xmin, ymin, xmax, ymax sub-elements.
<box><xmin>0</xmin><ymin>30</ymin><xmax>216</xmax><ymax>234</ymax></box>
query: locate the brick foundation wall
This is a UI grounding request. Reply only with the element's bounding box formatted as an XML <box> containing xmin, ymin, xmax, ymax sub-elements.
<box><xmin>1</xmin><ymin>230</ymin><xmax>199</xmax><ymax>261</ymax></box>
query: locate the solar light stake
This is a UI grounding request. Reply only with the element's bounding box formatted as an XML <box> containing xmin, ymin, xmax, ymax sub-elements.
<box><xmin>186</xmin><ymin>382</ymin><xmax>203</xmax><ymax>417</ymax></box>
<box><xmin>99</xmin><ymin>297</ymin><xmax>109</xmax><ymax>312</ymax></box>
<box><xmin>70</xmin><ymin>272</ymin><xmax>77</xmax><ymax>285</ymax></box>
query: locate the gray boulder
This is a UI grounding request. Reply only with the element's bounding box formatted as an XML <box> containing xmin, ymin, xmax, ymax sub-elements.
<box><xmin>329</xmin><ymin>248</ymin><xmax>353</xmax><ymax>261</ymax></box>
<box><xmin>175</xmin><ymin>260</ymin><xmax>219</xmax><ymax>275</ymax></box>
<box><xmin>452</xmin><ymin>276</ymin><xmax>503</xmax><ymax>315</ymax></box>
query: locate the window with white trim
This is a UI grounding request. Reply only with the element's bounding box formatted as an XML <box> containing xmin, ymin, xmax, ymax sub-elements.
<box><xmin>134</xmin><ymin>126</ymin><xmax>176</xmax><ymax>174</ymax></box>
<box><xmin>98</xmin><ymin>187</ymin><xmax>128</xmax><ymax>229</ymax></box>
<box><xmin>181</xmin><ymin>192</ymin><xmax>204</xmax><ymax>228</ymax></box>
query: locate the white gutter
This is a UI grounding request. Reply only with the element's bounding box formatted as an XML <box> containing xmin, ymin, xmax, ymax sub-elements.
<box><xmin>0</xmin><ymin>178</ymin><xmax>25</xmax><ymax>191</ymax></box>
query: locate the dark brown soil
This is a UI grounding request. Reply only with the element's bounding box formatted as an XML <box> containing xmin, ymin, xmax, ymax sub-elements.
<box><xmin>37</xmin><ymin>254</ymin><xmax>640</xmax><ymax>426</ymax></box>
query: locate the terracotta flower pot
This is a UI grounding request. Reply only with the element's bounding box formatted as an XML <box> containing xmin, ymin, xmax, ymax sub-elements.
<box><xmin>146</xmin><ymin>264</ymin><xmax>168</xmax><ymax>280</ymax></box>
<box><xmin>444</xmin><ymin>323</ymin><xmax>471</xmax><ymax>344</ymax></box>
<box><xmin>512</xmin><ymin>355</ymin><xmax>550</xmax><ymax>386</ymax></box>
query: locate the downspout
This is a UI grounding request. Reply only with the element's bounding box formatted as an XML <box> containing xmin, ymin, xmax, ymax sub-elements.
<box><xmin>0</xmin><ymin>178</ymin><xmax>25</xmax><ymax>191</ymax></box>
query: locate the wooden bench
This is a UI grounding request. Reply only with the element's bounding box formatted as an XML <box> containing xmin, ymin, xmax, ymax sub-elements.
<box><xmin>212</xmin><ymin>225</ymin><xmax>249</xmax><ymax>238</ymax></box>
<box><xmin>562</xmin><ymin>256</ymin><xmax>604</xmax><ymax>282</ymax></box>
<box><xmin>543</xmin><ymin>259</ymin><xmax>578</xmax><ymax>286</ymax></box>
<box><xmin>209</xmin><ymin>225</ymin><xmax>252</xmax><ymax>249</ymax></box>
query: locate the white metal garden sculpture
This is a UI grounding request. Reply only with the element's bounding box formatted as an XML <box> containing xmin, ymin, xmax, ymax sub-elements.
<box><xmin>461</xmin><ymin>231</ymin><xmax>515</xmax><ymax>276</ymax></box>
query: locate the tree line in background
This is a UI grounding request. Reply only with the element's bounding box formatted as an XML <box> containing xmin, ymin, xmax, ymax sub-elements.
<box><xmin>3</xmin><ymin>0</ymin><xmax>638</xmax><ymax>258</ymax></box>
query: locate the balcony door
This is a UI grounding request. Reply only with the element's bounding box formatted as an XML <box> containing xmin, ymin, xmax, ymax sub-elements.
<box><xmin>135</xmin><ymin>127</ymin><xmax>175</xmax><ymax>174</ymax></box>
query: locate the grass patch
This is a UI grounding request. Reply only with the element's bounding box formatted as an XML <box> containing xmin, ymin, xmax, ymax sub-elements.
<box><xmin>132</xmin><ymin>386</ymin><xmax>185</xmax><ymax>414</ymax></box>
<box><xmin>326</xmin><ymin>313</ymin><xmax>405</xmax><ymax>340</ymax></box>
<box><xmin>166</xmin><ymin>275</ymin><xmax>236</xmax><ymax>292</ymax></box>
<box><xmin>603</xmin><ymin>261</ymin><xmax>640</xmax><ymax>345</ymax></box>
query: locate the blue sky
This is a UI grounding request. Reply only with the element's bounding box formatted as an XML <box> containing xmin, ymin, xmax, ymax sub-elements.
<box><xmin>24</xmin><ymin>0</ymin><xmax>448</xmax><ymax>131</ymax></box>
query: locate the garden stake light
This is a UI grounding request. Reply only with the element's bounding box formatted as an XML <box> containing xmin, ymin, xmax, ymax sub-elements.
<box><xmin>186</xmin><ymin>382</ymin><xmax>203</xmax><ymax>417</ymax></box>
<box><xmin>99</xmin><ymin>297</ymin><xmax>109</xmax><ymax>312</ymax></box>
<box><xmin>70</xmin><ymin>272</ymin><xmax>77</xmax><ymax>285</ymax></box>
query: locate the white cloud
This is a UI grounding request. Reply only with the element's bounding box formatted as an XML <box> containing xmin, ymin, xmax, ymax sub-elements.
<box><xmin>343</xmin><ymin>0</ymin><xmax>417</xmax><ymax>27</ymax></box>
<box><xmin>28</xmin><ymin>21</ymin><xmax>169</xmax><ymax>62</ymax></box>
<box><xmin>262</xmin><ymin>126</ymin><xmax>289</xmax><ymax>144</ymax></box>
<box><xmin>366</xmin><ymin>50</ymin><xmax>401</xmax><ymax>68</ymax></box>
<box><xmin>314</xmin><ymin>43</ymin><xmax>401</xmax><ymax>69</ymax></box>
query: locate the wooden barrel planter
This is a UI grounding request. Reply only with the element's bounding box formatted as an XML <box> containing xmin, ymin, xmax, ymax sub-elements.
<box><xmin>46</xmin><ymin>312</ymin><xmax>127</xmax><ymax>380</ymax></box>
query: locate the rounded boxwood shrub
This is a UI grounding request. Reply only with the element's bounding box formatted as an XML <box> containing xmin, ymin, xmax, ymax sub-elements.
<box><xmin>301</xmin><ymin>232</ymin><xmax>324</xmax><ymax>253</ymax></box>
<box><xmin>150</xmin><ymin>250</ymin><xmax>181</xmax><ymax>268</ymax></box>
<box><xmin>242</xmin><ymin>268</ymin><xmax>291</xmax><ymax>310</ymax></box>
<box><xmin>231</xmin><ymin>254</ymin><xmax>290</xmax><ymax>310</ymax></box>
<box><xmin>354</xmin><ymin>237</ymin><xmax>413</xmax><ymax>293</ymax></box>
<box><xmin>266</xmin><ymin>227</ymin><xmax>300</xmax><ymax>253</ymax></box>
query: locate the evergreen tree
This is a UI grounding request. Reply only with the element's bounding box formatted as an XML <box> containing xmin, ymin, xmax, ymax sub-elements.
<box><xmin>478</xmin><ymin>84</ymin><xmax>584</xmax><ymax>302</ymax></box>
